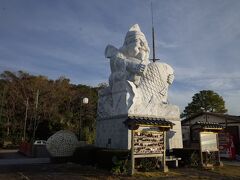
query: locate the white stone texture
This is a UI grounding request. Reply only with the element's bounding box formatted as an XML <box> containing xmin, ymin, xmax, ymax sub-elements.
<box><xmin>139</xmin><ymin>62</ymin><xmax>174</xmax><ymax>104</ymax></box>
<box><xmin>167</xmin><ymin>120</ymin><xmax>183</xmax><ymax>149</ymax></box>
<box><xmin>96</xmin><ymin>116</ymin><xmax>183</xmax><ymax>150</ymax></box>
<box><xmin>96</xmin><ymin>24</ymin><xmax>183</xmax><ymax>149</ymax></box>
<box><xmin>46</xmin><ymin>130</ymin><xmax>78</xmax><ymax>157</ymax></box>
<box><xmin>98</xmin><ymin>24</ymin><xmax>179</xmax><ymax>119</ymax></box>
<box><xmin>128</xmin><ymin>62</ymin><xmax>179</xmax><ymax>119</ymax></box>
<box><xmin>95</xmin><ymin>116</ymin><xmax>131</xmax><ymax>149</ymax></box>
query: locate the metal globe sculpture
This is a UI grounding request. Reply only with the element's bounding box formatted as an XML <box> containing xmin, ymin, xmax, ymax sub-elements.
<box><xmin>46</xmin><ymin>130</ymin><xmax>78</xmax><ymax>157</ymax></box>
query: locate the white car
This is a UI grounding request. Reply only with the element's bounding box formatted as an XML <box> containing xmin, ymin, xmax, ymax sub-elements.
<box><xmin>34</xmin><ymin>140</ymin><xmax>46</xmax><ymax>145</ymax></box>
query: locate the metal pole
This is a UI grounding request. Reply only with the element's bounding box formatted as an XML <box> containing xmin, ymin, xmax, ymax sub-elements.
<box><xmin>131</xmin><ymin>130</ymin><xmax>135</xmax><ymax>175</ymax></box>
<box><xmin>7</xmin><ymin>117</ymin><xmax>9</xmax><ymax>136</ymax></box>
<box><xmin>151</xmin><ymin>2</ymin><xmax>156</xmax><ymax>62</ymax></box>
<box><xmin>0</xmin><ymin>86</ymin><xmax>6</xmax><ymax>128</ymax></box>
<box><xmin>78</xmin><ymin>100</ymin><xmax>82</xmax><ymax>140</ymax></box>
<box><xmin>23</xmin><ymin>97</ymin><xmax>29</xmax><ymax>141</ymax></box>
<box><xmin>163</xmin><ymin>130</ymin><xmax>168</xmax><ymax>172</ymax></box>
<box><xmin>200</xmin><ymin>132</ymin><xmax>204</xmax><ymax>166</ymax></box>
<box><xmin>216</xmin><ymin>133</ymin><xmax>222</xmax><ymax>166</ymax></box>
<box><xmin>32</xmin><ymin>89</ymin><xmax>39</xmax><ymax>142</ymax></box>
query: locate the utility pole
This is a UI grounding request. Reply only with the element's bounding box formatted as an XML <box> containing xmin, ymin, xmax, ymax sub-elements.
<box><xmin>78</xmin><ymin>100</ymin><xmax>82</xmax><ymax>140</ymax></box>
<box><xmin>23</xmin><ymin>97</ymin><xmax>29</xmax><ymax>141</ymax></box>
<box><xmin>78</xmin><ymin>97</ymin><xmax>88</xmax><ymax>141</ymax></box>
<box><xmin>32</xmin><ymin>89</ymin><xmax>39</xmax><ymax>142</ymax></box>
<box><xmin>0</xmin><ymin>86</ymin><xmax>6</xmax><ymax>125</ymax></box>
<box><xmin>0</xmin><ymin>86</ymin><xmax>7</xmax><ymax>136</ymax></box>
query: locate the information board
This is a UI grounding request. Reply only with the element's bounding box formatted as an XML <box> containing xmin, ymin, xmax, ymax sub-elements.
<box><xmin>133</xmin><ymin>127</ymin><xmax>164</xmax><ymax>155</ymax></box>
<box><xmin>200</xmin><ymin>133</ymin><xmax>218</xmax><ymax>152</ymax></box>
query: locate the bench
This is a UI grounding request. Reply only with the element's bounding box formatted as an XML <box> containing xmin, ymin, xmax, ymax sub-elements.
<box><xmin>166</xmin><ymin>156</ymin><xmax>181</xmax><ymax>168</ymax></box>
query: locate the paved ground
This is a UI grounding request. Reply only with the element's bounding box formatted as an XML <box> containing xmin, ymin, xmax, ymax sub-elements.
<box><xmin>0</xmin><ymin>149</ymin><xmax>24</xmax><ymax>159</ymax></box>
<box><xmin>222</xmin><ymin>160</ymin><xmax>240</xmax><ymax>166</ymax></box>
<box><xmin>0</xmin><ymin>157</ymin><xmax>50</xmax><ymax>165</ymax></box>
<box><xmin>0</xmin><ymin>163</ymin><xmax>114</xmax><ymax>180</ymax></box>
<box><xmin>0</xmin><ymin>149</ymin><xmax>50</xmax><ymax>165</ymax></box>
<box><xmin>0</xmin><ymin>149</ymin><xmax>239</xmax><ymax>179</ymax></box>
<box><xmin>0</xmin><ymin>163</ymin><xmax>239</xmax><ymax>180</ymax></box>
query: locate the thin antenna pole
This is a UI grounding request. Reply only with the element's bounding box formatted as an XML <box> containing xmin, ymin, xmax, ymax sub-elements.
<box><xmin>151</xmin><ymin>2</ymin><xmax>156</xmax><ymax>62</ymax></box>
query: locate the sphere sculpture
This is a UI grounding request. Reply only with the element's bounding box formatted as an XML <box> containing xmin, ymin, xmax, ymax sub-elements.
<box><xmin>46</xmin><ymin>130</ymin><xmax>78</xmax><ymax>157</ymax></box>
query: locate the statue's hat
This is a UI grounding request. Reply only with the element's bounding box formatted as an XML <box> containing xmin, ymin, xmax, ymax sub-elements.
<box><xmin>124</xmin><ymin>24</ymin><xmax>146</xmax><ymax>43</ymax></box>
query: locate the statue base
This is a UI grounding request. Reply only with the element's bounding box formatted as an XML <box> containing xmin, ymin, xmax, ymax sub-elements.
<box><xmin>95</xmin><ymin>114</ymin><xmax>183</xmax><ymax>150</ymax></box>
<box><xmin>95</xmin><ymin>115</ymin><xmax>131</xmax><ymax>149</ymax></box>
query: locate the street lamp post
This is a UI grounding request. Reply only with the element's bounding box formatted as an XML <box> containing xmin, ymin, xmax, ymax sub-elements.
<box><xmin>78</xmin><ymin>97</ymin><xmax>88</xmax><ymax>140</ymax></box>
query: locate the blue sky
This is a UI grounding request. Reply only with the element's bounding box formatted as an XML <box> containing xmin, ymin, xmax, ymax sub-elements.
<box><xmin>0</xmin><ymin>0</ymin><xmax>240</xmax><ymax>115</ymax></box>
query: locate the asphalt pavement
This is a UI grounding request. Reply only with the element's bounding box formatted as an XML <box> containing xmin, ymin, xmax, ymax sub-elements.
<box><xmin>222</xmin><ymin>160</ymin><xmax>240</xmax><ymax>166</ymax></box>
<box><xmin>0</xmin><ymin>149</ymin><xmax>50</xmax><ymax>165</ymax></box>
<box><xmin>1</xmin><ymin>149</ymin><xmax>240</xmax><ymax>167</ymax></box>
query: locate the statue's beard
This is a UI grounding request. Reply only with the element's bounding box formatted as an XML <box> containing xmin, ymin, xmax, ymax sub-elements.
<box><xmin>136</xmin><ymin>50</ymin><xmax>146</xmax><ymax>60</ymax></box>
<box><xmin>127</xmin><ymin>46</ymin><xmax>139</xmax><ymax>57</ymax></box>
<box><xmin>128</xmin><ymin>47</ymin><xmax>149</xmax><ymax>61</ymax></box>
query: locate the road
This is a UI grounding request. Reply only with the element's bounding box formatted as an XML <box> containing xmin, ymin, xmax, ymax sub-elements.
<box><xmin>222</xmin><ymin>160</ymin><xmax>240</xmax><ymax>166</ymax></box>
<box><xmin>0</xmin><ymin>149</ymin><xmax>50</xmax><ymax>165</ymax></box>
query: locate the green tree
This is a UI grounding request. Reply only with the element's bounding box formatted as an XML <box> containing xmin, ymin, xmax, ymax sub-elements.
<box><xmin>0</xmin><ymin>70</ymin><xmax>98</xmax><ymax>145</ymax></box>
<box><xmin>181</xmin><ymin>90</ymin><xmax>227</xmax><ymax>118</ymax></box>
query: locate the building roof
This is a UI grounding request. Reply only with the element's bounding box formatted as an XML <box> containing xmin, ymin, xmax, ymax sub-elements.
<box><xmin>192</xmin><ymin>121</ymin><xmax>223</xmax><ymax>130</ymax></box>
<box><xmin>123</xmin><ymin>115</ymin><xmax>174</xmax><ymax>129</ymax></box>
<box><xmin>182</xmin><ymin>112</ymin><xmax>240</xmax><ymax>124</ymax></box>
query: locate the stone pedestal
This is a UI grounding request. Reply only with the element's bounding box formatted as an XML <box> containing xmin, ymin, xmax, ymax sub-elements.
<box><xmin>167</xmin><ymin>120</ymin><xmax>183</xmax><ymax>149</ymax></box>
<box><xmin>95</xmin><ymin>115</ymin><xmax>131</xmax><ymax>149</ymax></box>
<box><xmin>95</xmin><ymin>114</ymin><xmax>183</xmax><ymax>150</ymax></box>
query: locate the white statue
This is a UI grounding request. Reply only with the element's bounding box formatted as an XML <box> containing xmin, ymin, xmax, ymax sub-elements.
<box><xmin>105</xmin><ymin>24</ymin><xmax>150</xmax><ymax>87</ymax></box>
<box><xmin>96</xmin><ymin>24</ymin><xmax>183</xmax><ymax>150</ymax></box>
<box><xmin>98</xmin><ymin>24</ymin><xmax>179</xmax><ymax>119</ymax></box>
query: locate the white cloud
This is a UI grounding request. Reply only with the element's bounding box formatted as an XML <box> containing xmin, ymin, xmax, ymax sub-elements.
<box><xmin>168</xmin><ymin>89</ymin><xmax>194</xmax><ymax>112</ymax></box>
<box><xmin>174</xmin><ymin>66</ymin><xmax>240</xmax><ymax>90</ymax></box>
<box><xmin>157</xmin><ymin>41</ymin><xmax>178</xmax><ymax>48</ymax></box>
<box><xmin>223</xmin><ymin>90</ymin><xmax>240</xmax><ymax>115</ymax></box>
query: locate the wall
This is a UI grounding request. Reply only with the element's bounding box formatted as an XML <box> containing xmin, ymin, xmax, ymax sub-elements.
<box><xmin>96</xmin><ymin>116</ymin><xmax>183</xmax><ymax>150</ymax></box>
<box><xmin>95</xmin><ymin>116</ymin><xmax>130</xmax><ymax>149</ymax></box>
<box><xmin>167</xmin><ymin>119</ymin><xmax>183</xmax><ymax>149</ymax></box>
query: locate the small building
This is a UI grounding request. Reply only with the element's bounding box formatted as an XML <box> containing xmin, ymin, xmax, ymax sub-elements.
<box><xmin>181</xmin><ymin>112</ymin><xmax>240</xmax><ymax>156</ymax></box>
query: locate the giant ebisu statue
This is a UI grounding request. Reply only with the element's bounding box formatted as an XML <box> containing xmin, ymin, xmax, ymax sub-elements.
<box><xmin>96</xmin><ymin>24</ymin><xmax>183</xmax><ymax>149</ymax></box>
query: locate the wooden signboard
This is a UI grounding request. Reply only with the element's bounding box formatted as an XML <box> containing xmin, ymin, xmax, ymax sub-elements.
<box><xmin>131</xmin><ymin>126</ymin><xmax>167</xmax><ymax>174</ymax></box>
<box><xmin>200</xmin><ymin>132</ymin><xmax>218</xmax><ymax>152</ymax></box>
<box><xmin>199</xmin><ymin>132</ymin><xmax>221</xmax><ymax>167</ymax></box>
<box><xmin>133</xmin><ymin>127</ymin><xmax>164</xmax><ymax>156</ymax></box>
<box><xmin>190</xmin><ymin>122</ymin><xmax>223</xmax><ymax>168</ymax></box>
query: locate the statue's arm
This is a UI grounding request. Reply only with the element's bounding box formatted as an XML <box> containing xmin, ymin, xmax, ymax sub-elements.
<box><xmin>125</xmin><ymin>58</ymin><xmax>146</xmax><ymax>75</ymax></box>
<box><xmin>105</xmin><ymin>45</ymin><xmax>146</xmax><ymax>76</ymax></box>
<box><xmin>105</xmin><ymin>45</ymin><xmax>118</xmax><ymax>58</ymax></box>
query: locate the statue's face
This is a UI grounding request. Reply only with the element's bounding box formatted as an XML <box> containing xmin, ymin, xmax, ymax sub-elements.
<box><xmin>124</xmin><ymin>36</ymin><xmax>149</xmax><ymax>61</ymax></box>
